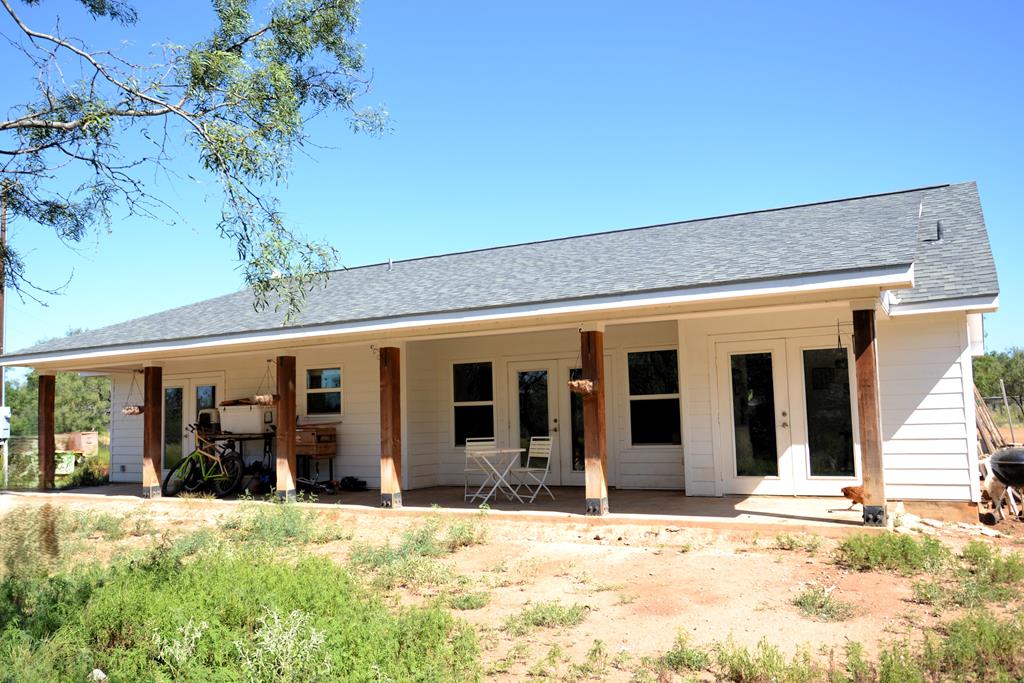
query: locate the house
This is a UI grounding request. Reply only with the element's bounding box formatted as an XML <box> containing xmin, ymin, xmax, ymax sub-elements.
<box><xmin>2</xmin><ymin>182</ymin><xmax>999</xmax><ymax>525</ymax></box>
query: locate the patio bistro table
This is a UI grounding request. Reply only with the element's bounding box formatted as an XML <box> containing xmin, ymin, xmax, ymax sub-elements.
<box><xmin>466</xmin><ymin>447</ymin><xmax>526</xmax><ymax>504</ymax></box>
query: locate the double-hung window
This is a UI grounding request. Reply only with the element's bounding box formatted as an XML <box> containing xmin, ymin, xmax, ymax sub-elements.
<box><xmin>306</xmin><ymin>367</ymin><xmax>342</xmax><ymax>415</ymax></box>
<box><xmin>627</xmin><ymin>350</ymin><xmax>682</xmax><ymax>445</ymax></box>
<box><xmin>452</xmin><ymin>362</ymin><xmax>494</xmax><ymax>446</ymax></box>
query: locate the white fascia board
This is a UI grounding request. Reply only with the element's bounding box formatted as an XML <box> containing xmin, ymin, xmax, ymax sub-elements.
<box><xmin>888</xmin><ymin>294</ymin><xmax>999</xmax><ymax>316</ymax></box>
<box><xmin>2</xmin><ymin>264</ymin><xmax>913</xmax><ymax>367</ymax></box>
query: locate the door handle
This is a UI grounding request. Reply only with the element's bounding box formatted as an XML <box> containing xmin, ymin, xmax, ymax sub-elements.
<box><xmin>780</xmin><ymin>422</ymin><xmax>789</xmax><ymax>428</ymax></box>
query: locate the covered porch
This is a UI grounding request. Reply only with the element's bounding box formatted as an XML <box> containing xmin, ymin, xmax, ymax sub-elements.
<box><xmin>25</xmin><ymin>294</ymin><xmax>894</xmax><ymax>527</ymax></box>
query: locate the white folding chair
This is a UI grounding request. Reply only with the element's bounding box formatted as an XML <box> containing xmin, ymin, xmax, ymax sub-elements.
<box><xmin>464</xmin><ymin>437</ymin><xmax>496</xmax><ymax>501</ymax></box>
<box><xmin>513</xmin><ymin>436</ymin><xmax>555</xmax><ymax>503</ymax></box>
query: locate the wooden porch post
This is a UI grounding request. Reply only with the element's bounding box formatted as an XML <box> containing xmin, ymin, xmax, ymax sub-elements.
<box><xmin>276</xmin><ymin>355</ymin><xmax>297</xmax><ymax>501</ymax></box>
<box><xmin>37</xmin><ymin>374</ymin><xmax>55</xmax><ymax>490</ymax></box>
<box><xmin>853</xmin><ymin>307</ymin><xmax>887</xmax><ymax>526</ymax></box>
<box><xmin>581</xmin><ymin>328</ymin><xmax>608</xmax><ymax>515</ymax></box>
<box><xmin>379</xmin><ymin>346</ymin><xmax>402</xmax><ymax>508</ymax></box>
<box><xmin>142</xmin><ymin>366</ymin><xmax>163</xmax><ymax>497</ymax></box>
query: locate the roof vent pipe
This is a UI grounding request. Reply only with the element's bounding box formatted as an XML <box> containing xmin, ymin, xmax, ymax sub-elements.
<box><xmin>388</xmin><ymin>257</ymin><xmax>393</xmax><ymax>272</ymax></box>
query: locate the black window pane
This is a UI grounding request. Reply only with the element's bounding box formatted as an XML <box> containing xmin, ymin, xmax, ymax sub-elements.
<box><xmin>517</xmin><ymin>370</ymin><xmax>549</xmax><ymax>453</ymax></box>
<box><xmin>628</xmin><ymin>350</ymin><xmax>679</xmax><ymax>395</ymax></box>
<box><xmin>453</xmin><ymin>362</ymin><xmax>493</xmax><ymax>402</ymax></box>
<box><xmin>455</xmin><ymin>405</ymin><xmax>494</xmax><ymax>446</ymax></box>
<box><xmin>731</xmin><ymin>353</ymin><xmax>778</xmax><ymax>476</ymax></box>
<box><xmin>307</xmin><ymin>368</ymin><xmax>340</xmax><ymax>390</ymax></box>
<box><xmin>163</xmin><ymin>387</ymin><xmax>183</xmax><ymax>468</ymax></box>
<box><xmin>803</xmin><ymin>348</ymin><xmax>855</xmax><ymax>477</ymax></box>
<box><xmin>196</xmin><ymin>385</ymin><xmax>216</xmax><ymax>412</ymax></box>
<box><xmin>570</xmin><ymin>368</ymin><xmax>584</xmax><ymax>472</ymax></box>
<box><xmin>307</xmin><ymin>391</ymin><xmax>341</xmax><ymax>414</ymax></box>
<box><xmin>629</xmin><ymin>398</ymin><xmax>681</xmax><ymax>445</ymax></box>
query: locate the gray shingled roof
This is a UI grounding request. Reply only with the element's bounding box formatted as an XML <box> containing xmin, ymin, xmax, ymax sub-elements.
<box><xmin>8</xmin><ymin>181</ymin><xmax>998</xmax><ymax>358</ymax></box>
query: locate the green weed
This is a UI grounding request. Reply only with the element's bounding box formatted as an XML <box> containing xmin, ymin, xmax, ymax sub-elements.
<box><xmin>774</xmin><ymin>533</ymin><xmax>822</xmax><ymax>553</ymax></box>
<box><xmin>658</xmin><ymin>631</ymin><xmax>711</xmax><ymax>673</ymax></box>
<box><xmin>792</xmin><ymin>587</ymin><xmax>854</xmax><ymax>622</ymax></box>
<box><xmin>836</xmin><ymin>533</ymin><xmax>949</xmax><ymax>575</ymax></box>
<box><xmin>447</xmin><ymin>590</ymin><xmax>491</xmax><ymax>610</ymax></box>
<box><xmin>504</xmin><ymin>601</ymin><xmax>586</xmax><ymax>636</ymax></box>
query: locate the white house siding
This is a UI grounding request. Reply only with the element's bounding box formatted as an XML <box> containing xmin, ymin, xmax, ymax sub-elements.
<box><xmin>877</xmin><ymin>312</ymin><xmax>978</xmax><ymax>502</ymax></box>
<box><xmin>109</xmin><ymin>372</ymin><xmax>143</xmax><ymax>482</ymax></box>
<box><xmin>104</xmin><ymin>309</ymin><xmax>976</xmax><ymax>503</ymax></box>
<box><xmin>406</xmin><ymin>321</ymin><xmax>683</xmax><ymax>490</ymax></box>
<box><xmin>678</xmin><ymin>305</ymin><xmax>977</xmax><ymax>501</ymax></box>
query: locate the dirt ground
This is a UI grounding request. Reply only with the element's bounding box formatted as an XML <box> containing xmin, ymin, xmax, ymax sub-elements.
<box><xmin>3</xmin><ymin>492</ymin><xmax>1022</xmax><ymax>681</ymax></box>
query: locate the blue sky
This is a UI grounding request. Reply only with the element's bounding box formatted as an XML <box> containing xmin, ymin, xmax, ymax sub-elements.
<box><xmin>3</xmin><ymin>1</ymin><xmax>1021</xmax><ymax>357</ymax></box>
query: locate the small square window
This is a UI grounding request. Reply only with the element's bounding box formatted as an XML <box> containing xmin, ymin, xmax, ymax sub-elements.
<box><xmin>305</xmin><ymin>367</ymin><xmax>342</xmax><ymax>415</ymax></box>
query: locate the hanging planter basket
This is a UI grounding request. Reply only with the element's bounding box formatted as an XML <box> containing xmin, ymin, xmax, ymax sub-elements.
<box><xmin>121</xmin><ymin>371</ymin><xmax>145</xmax><ymax>416</ymax></box>
<box><xmin>251</xmin><ymin>394</ymin><xmax>279</xmax><ymax>406</ymax></box>
<box><xmin>567</xmin><ymin>379</ymin><xmax>596</xmax><ymax>396</ymax></box>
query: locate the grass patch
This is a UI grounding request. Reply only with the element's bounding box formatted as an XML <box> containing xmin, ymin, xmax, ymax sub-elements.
<box><xmin>565</xmin><ymin>640</ymin><xmax>609</xmax><ymax>681</ymax></box>
<box><xmin>657</xmin><ymin>631</ymin><xmax>711</xmax><ymax>673</ymax></box>
<box><xmin>219</xmin><ymin>497</ymin><xmax>348</xmax><ymax>546</ymax></box>
<box><xmin>447</xmin><ymin>590</ymin><xmax>491</xmax><ymax>610</ymax></box>
<box><xmin>792</xmin><ymin>586</ymin><xmax>854</xmax><ymax>622</ymax></box>
<box><xmin>774</xmin><ymin>533</ymin><xmax>822</xmax><ymax>553</ymax></box>
<box><xmin>714</xmin><ymin>637</ymin><xmax>819</xmax><ymax>682</ymax></box>
<box><xmin>836</xmin><ymin>532</ymin><xmax>950</xmax><ymax>575</ymax></box>
<box><xmin>0</xmin><ymin>513</ymin><xmax>480</xmax><ymax>682</ymax></box>
<box><xmin>504</xmin><ymin>601</ymin><xmax>586</xmax><ymax>636</ymax></box>
<box><xmin>349</xmin><ymin>515</ymin><xmax>485</xmax><ymax>590</ymax></box>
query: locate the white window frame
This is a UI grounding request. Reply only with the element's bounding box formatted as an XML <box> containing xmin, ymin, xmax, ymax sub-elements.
<box><xmin>626</xmin><ymin>347</ymin><xmax>682</xmax><ymax>447</ymax></box>
<box><xmin>451</xmin><ymin>359</ymin><xmax>496</xmax><ymax>447</ymax></box>
<box><xmin>301</xmin><ymin>364</ymin><xmax>344</xmax><ymax>418</ymax></box>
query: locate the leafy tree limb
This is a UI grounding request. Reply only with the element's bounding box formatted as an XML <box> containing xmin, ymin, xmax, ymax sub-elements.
<box><xmin>1</xmin><ymin>0</ymin><xmax>388</xmax><ymax>318</ymax></box>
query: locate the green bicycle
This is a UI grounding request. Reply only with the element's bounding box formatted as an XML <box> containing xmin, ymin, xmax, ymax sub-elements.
<box><xmin>161</xmin><ymin>424</ymin><xmax>244</xmax><ymax>498</ymax></box>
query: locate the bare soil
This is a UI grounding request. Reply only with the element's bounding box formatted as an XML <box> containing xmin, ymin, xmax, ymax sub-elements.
<box><xmin>4</xmin><ymin>492</ymin><xmax>1023</xmax><ymax>681</ymax></box>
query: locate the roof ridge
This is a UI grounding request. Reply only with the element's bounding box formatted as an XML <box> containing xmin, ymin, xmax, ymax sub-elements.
<box><xmin>327</xmin><ymin>182</ymin><xmax>954</xmax><ymax>275</ymax></box>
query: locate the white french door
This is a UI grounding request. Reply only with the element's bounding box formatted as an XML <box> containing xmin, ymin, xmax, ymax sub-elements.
<box><xmin>507</xmin><ymin>359</ymin><xmax>598</xmax><ymax>487</ymax></box>
<box><xmin>786</xmin><ymin>335</ymin><xmax>861</xmax><ymax>495</ymax></box>
<box><xmin>716</xmin><ymin>339</ymin><xmax>793</xmax><ymax>495</ymax></box>
<box><xmin>161</xmin><ymin>374</ymin><xmax>224</xmax><ymax>477</ymax></box>
<box><xmin>716</xmin><ymin>336</ymin><xmax>861</xmax><ymax>496</ymax></box>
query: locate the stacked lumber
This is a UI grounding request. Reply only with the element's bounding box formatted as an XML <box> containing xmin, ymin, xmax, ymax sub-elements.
<box><xmin>976</xmin><ymin>385</ymin><xmax>1007</xmax><ymax>455</ymax></box>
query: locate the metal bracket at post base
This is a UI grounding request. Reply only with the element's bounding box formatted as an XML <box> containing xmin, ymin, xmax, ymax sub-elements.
<box><xmin>585</xmin><ymin>497</ymin><xmax>609</xmax><ymax>516</ymax></box>
<box><xmin>381</xmin><ymin>492</ymin><xmax>403</xmax><ymax>509</ymax></box>
<box><xmin>141</xmin><ymin>485</ymin><xmax>161</xmax><ymax>499</ymax></box>
<box><xmin>277</xmin><ymin>488</ymin><xmax>297</xmax><ymax>503</ymax></box>
<box><xmin>863</xmin><ymin>505</ymin><xmax>887</xmax><ymax>527</ymax></box>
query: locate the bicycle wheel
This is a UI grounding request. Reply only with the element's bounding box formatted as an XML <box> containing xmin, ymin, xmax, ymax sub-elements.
<box><xmin>212</xmin><ymin>454</ymin><xmax>244</xmax><ymax>498</ymax></box>
<box><xmin>162</xmin><ymin>456</ymin><xmax>202</xmax><ymax>497</ymax></box>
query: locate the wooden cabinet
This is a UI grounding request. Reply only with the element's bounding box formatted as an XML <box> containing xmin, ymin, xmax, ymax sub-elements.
<box><xmin>295</xmin><ymin>425</ymin><xmax>337</xmax><ymax>459</ymax></box>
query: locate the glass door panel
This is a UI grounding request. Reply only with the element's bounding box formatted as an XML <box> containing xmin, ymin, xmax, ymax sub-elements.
<box><xmin>716</xmin><ymin>339</ymin><xmax>792</xmax><ymax>495</ymax></box>
<box><xmin>802</xmin><ymin>348</ymin><xmax>855</xmax><ymax>477</ymax></box>
<box><xmin>163</xmin><ymin>386</ymin><xmax>184</xmax><ymax>470</ymax></box>
<box><xmin>568</xmin><ymin>368</ymin><xmax>585</xmax><ymax>474</ymax></box>
<box><xmin>517</xmin><ymin>370</ymin><xmax>550</xmax><ymax>460</ymax></box>
<box><xmin>730</xmin><ymin>352</ymin><xmax>779</xmax><ymax>477</ymax></box>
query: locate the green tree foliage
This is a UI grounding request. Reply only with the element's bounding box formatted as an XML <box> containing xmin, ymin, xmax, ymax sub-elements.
<box><xmin>974</xmin><ymin>347</ymin><xmax>1024</xmax><ymax>413</ymax></box>
<box><xmin>4</xmin><ymin>370</ymin><xmax>111</xmax><ymax>436</ymax></box>
<box><xmin>1</xmin><ymin>0</ymin><xmax>387</xmax><ymax>317</ymax></box>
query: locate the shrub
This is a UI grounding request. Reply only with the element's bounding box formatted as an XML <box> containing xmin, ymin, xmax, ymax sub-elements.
<box><xmin>836</xmin><ymin>533</ymin><xmax>949</xmax><ymax>574</ymax></box>
<box><xmin>911</xmin><ymin>580</ymin><xmax>945</xmax><ymax>606</ymax></box>
<box><xmin>713</xmin><ymin>637</ymin><xmax>820</xmax><ymax>682</ymax></box>
<box><xmin>0</xmin><ymin>539</ymin><xmax>480</xmax><ymax>682</ymax></box>
<box><xmin>448</xmin><ymin>590</ymin><xmax>491</xmax><ymax>610</ymax></box>
<box><xmin>504</xmin><ymin>601</ymin><xmax>586</xmax><ymax>636</ymax></box>
<box><xmin>774</xmin><ymin>533</ymin><xmax>822</xmax><ymax>553</ymax></box>
<box><xmin>57</xmin><ymin>457</ymin><xmax>109</xmax><ymax>489</ymax></box>
<box><xmin>792</xmin><ymin>587</ymin><xmax>854</xmax><ymax>622</ymax></box>
<box><xmin>659</xmin><ymin>631</ymin><xmax>710</xmax><ymax>672</ymax></box>
<box><xmin>220</xmin><ymin>498</ymin><xmax>346</xmax><ymax>546</ymax></box>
